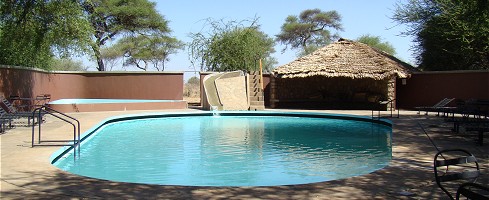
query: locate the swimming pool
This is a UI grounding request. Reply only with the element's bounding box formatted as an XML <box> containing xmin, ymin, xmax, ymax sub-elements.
<box><xmin>52</xmin><ymin>111</ymin><xmax>392</xmax><ymax>186</ymax></box>
<box><xmin>48</xmin><ymin>98</ymin><xmax>187</xmax><ymax>112</ymax></box>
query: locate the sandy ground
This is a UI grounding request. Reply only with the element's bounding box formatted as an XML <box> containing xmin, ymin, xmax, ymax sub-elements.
<box><xmin>1</xmin><ymin>109</ymin><xmax>487</xmax><ymax>199</ymax></box>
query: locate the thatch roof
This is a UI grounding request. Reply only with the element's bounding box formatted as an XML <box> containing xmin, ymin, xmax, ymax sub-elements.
<box><xmin>273</xmin><ymin>39</ymin><xmax>417</xmax><ymax>80</ymax></box>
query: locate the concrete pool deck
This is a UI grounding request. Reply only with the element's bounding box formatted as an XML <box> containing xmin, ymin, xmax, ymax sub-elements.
<box><xmin>1</xmin><ymin>109</ymin><xmax>487</xmax><ymax>199</ymax></box>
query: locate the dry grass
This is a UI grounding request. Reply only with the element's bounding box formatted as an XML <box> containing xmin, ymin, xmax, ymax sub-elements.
<box><xmin>184</xmin><ymin>78</ymin><xmax>201</xmax><ymax>104</ymax></box>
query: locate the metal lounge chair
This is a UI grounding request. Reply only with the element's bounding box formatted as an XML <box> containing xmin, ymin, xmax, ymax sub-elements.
<box><xmin>434</xmin><ymin>149</ymin><xmax>482</xmax><ymax>200</ymax></box>
<box><xmin>0</xmin><ymin>106</ymin><xmax>13</xmax><ymax>133</ymax></box>
<box><xmin>416</xmin><ymin>98</ymin><xmax>455</xmax><ymax>115</ymax></box>
<box><xmin>0</xmin><ymin>114</ymin><xmax>6</xmax><ymax>133</ymax></box>
<box><xmin>456</xmin><ymin>182</ymin><xmax>489</xmax><ymax>200</ymax></box>
<box><xmin>1</xmin><ymin>96</ymin><xmax>36</xmax><ymax>125</ymax></box>
<box><xmin>445</xmin><ymin>99</ymin><xmax>489</xmax><ymax>145</ymax></box>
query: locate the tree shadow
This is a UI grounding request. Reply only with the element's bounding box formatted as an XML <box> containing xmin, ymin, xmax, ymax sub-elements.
<box><xmin>0</xmin><ymin>67</ymin><xmax>34</xmax><ymax>99</ymax></box>
<box><xmin>1</xmin><ymin>166</ymin><xmax>444</xmax><ymax>200</ymax></box>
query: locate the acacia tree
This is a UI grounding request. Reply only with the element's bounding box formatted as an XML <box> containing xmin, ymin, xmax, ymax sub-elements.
<box><xmin>188</xmin><ymin>19</ymin><xmax>276</xmax><ymax>72</ymax></box>
<box><xmin>356</xmin><ymin>35</ymin><xmax>396</xmax><ymax>55</ymax></box>
<box><xmin>146</xmin><ymin>35</ymin><xmax>184</xmax><ymax>71</ymax></box>
<box><xmin>100</xmin><ymin>45</ymin><xmax>124</xmax><ymax>71</ymax></box>
<box><xmin>0</xmin><ymin>0</ymin><xmax>93</xmax><ymax>69</ymax></box>
<box><xmin>51</xmin><ymin>59</ymin><xmax>89</xmax><ymax>71</ymax></box>
<box><xmin>393</xmin><ymin>0</ymin><xmax>489</xmax><ymax>70</ymax></box>
<box><xmin>0</xmin><ymin>0</ymin><xmax>174</xmax><ymax>71</ymax></box>
<box><xmin>109</xmin><ymin>34</ymin><xmax>183</xmax><ymax>71</ymax></box>
<box><xmin>276</xmin><ymin>8</ymin><xmax>343</xmax><ymax>56</ymax></box>
<box><xmin>82</xmin><ymin>0</ymin><xmax>171</xmax><ymax>71</ymax></box>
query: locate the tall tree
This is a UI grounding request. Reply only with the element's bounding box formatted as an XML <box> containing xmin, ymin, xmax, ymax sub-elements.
<box><xmin>109</xmin><ymin>34</ymin><xmax>183</xmax><ymax>71</ymax></box>
<box><xmin>100</xmin><ymin>45</ymin><xmax>124</xmax><ymax>71</ymax></box>
<box><xmin>0</xmin><ymin>0</ymin><xmax>93</xmax><ymax>69</ymax></box>
<box><xmin>356</xmin><ymin>35</ymin><xmax>396</xmax><ymax>55</ymax></box>
<box><xmin>82</xmin><ymin>0</ymin><xmax>170</xmax><ymax>71</ymax></box>
<box><xmin>146</xmin><ymin>35</ymin><xmax>184</xmax><ymax>71</ymax></box>
<box><xmin>393</xmin><ymin>0</ymin><xmax>489</xmax><ymax>70</ymax></box>
<box><xmin>188</xmin><ymin>19</ymin><xmax>276</xmax><ymax>72</ymax></box>
<box><xmin>276</xmin><ymin>8</ymin><xmax>343</xmax><ymax>56</ymax></box>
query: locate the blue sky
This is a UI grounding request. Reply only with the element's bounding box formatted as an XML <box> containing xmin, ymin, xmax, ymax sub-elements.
<box><xmin>87</xmin><ymin>0</ymin><xmax>415</xmax><ymax>76</ymax></box>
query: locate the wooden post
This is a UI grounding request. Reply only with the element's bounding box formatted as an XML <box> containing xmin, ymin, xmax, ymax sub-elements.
<box><xmin>259</xmin><ymin>59</ymin><xmax>263</xmax><ymax>90</ymax></box>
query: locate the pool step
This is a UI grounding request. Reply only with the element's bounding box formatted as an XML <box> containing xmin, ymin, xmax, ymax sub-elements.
<box><xmin>249</xmin><ymin>96</ymin><xmax>264</xmax><ymax>101</ymax></box>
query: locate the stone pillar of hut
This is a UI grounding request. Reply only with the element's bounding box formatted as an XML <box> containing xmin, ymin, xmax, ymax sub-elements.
<box><xmin>387</xmin><ymin>76</ymin><xmax>396</xmax><ymax>110</ymax></box>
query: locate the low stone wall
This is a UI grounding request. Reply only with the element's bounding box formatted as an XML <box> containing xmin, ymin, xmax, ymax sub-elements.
<box><xmin>0</xmin><ymin>66</ymin><xmax>184</xmax><ymax>103</ymax></box>
<box><xmin>396</xmin><ymin>70</ymin><xmax>489</xmax><ymax>109</ymax></box>
<box><xmin>48</xmin><ymin>101</ymin><xmax>187</xmax><ymax>113</ymax></box>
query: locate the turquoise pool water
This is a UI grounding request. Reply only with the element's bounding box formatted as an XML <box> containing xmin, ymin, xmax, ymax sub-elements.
<box><xmin>53</xmin><ymin>112</ymin><xmax>392</xmax><ymax>186</ymax></box>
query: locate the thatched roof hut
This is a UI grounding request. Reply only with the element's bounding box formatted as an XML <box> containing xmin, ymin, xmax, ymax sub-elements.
<box><xmin>270</xmin><ymin>39</ymin><xmax>417</xmax><ymax>109</ymax></box>
<box><xmin>273</xmin><ymin>38</ymin><xmax>416</xmax><ymax>80</ymax></box>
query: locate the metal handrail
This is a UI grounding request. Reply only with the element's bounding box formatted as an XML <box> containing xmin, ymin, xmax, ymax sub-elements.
<box><xmin>372</xmin><ymin>99</ymin><xmax>399</xmax><ymax>119</ymax></box>
<box><xmin>31</xmin><ymin>106</ymin><xmax>80</xmax><ymax>152</ymax></box>
<box><xmin>384</xmin><ymin>99</ymin><xmax>400</xmax><ymax>118</ymax></box>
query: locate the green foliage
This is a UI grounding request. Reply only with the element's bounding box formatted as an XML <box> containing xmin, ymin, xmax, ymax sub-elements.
<box><xmin>83</xmin><ymin>0</ymin><xmax>171</xmax><ymax>71</ymax></box>
<box><xmin>109</xmin><ymin>34</ymin><xmax>183</xmax><ymax>71</ymax></box>
<box><xmin>356</xmin><ymin>35</ymin><xmax>396</xmax><ymax>55</ymax></box>
<box><xmin>184</xmin><ymin>76</ymin><xmax>200</xmax><ymax>98</ymax></box>
<box><xmin>0</xmin><ymin>0</ymin><xmax>93</xmax><ymax>69</ymax></box>
<box><xmin>393</xmin><ymin>0</ymin><xmax>489</xmax><ymax>70</ymax></box>
<box><xmin>276</xmin><ymin>8</ymin><xmax>343</xmax><ymax>55</ymax></box>
<box><xmin>261</xmin><ymin>56</ymin><xmax>278</xmax><ymax>73</ymax></box>
<box><xmin>187</xmin><ymin>76</ymin><xmax>200</xmax><ymax>85</ymax></box>
<box><xmin>100</xmin><ymin>45</ymin><xmax>124</xmax><ymax>71</ymax></box>
<box><xmin>189</xmin><ymin>19</ymin><xmax>276</xmax><ymax>72</ymax></box>
<box><xmin>0</xmin><ymin>0</ymin><xmax>171</xmax><ymax>71</ymax></box>
<box><xmin>50</xmin><ymin>59</ymin><xmax>88</xmax><ymax>71</ymax></box>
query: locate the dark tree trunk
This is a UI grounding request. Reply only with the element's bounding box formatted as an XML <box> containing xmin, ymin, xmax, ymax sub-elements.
<box><xmin>96</xmin><ymin>56</ymin><xmax>105</xmax><ymax>71</ymax></box>
<box><xmin>93</xmin><ymin>45</ymin><xmax>105</xmax><ymax>71</ymax></box>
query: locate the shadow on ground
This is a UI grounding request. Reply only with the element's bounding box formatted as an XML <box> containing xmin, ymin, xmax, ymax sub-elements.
<box><xmin>1</xmin><ymin>112</ymin><xmax>487</xmax><ymax>199</ymax></box>
<box><xmin>1</xmin><ymin>166</ymin><xmax>444</xmax><ymax>200</ymax></box>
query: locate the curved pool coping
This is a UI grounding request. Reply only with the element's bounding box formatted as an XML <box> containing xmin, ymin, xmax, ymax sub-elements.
<box><xmin>50</xmin><ymin>111</ymin><xmax>391</xmax><ymax>165</ymax></box>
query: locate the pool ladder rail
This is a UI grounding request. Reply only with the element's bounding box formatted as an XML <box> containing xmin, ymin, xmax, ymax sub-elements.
<box><xmin>371</xmin><ymin>99</ymin><xmax>400</xmax><ymax>120</ymax></box>
<box><xmin>31</xmin><ymin>106</ymin><xmax>81</xmax><ymax>153</ymax></box>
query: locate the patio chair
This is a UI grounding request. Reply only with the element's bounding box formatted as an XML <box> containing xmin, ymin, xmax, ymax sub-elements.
<box><xmin>0</xmin><ymin>106</ymin><xmax>13</xmax><ymax>133</ymax></box>
<box><xmin>1</xmin><ymin>96</ymin><xmax>35</xmax><ymax>125</ymax></box>
<box><xmin>0</xmin><ymin>115</ymin><xmax>5</xmax><ymax>133</ymax></box>
<box><xmin>445</xmin><ymin>99</ymin><xmax>489</xmax><ymax>145</ymax></box>
<box><xmin>416</xmin><ymin>98</ymin><xmax>455</xmax><ymax>115</ymax></box>
<box><xmin>434</xmin><ymin>149</ymin><xmax>482</xmax><ymax>200</ymax></box>
<box><xmin>456</xmin><ymin>182</ymin><xmax>489</xmax><ymax>200</ymax></box>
